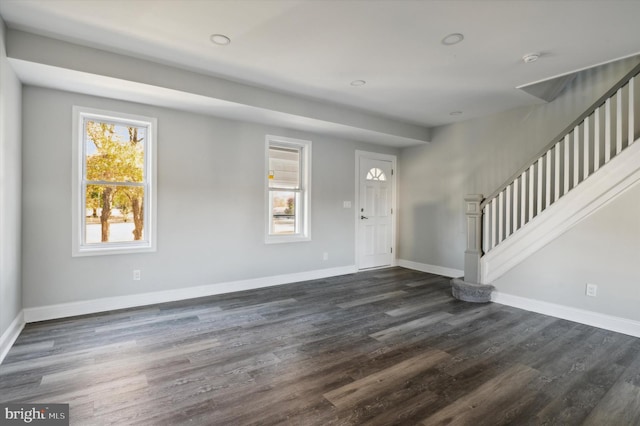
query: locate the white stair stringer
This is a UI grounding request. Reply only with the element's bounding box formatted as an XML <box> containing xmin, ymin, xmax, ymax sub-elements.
<box><xmin>481</xmin><ymin>137</ymin><xmax>640</xmax><ymax>284</ymax></box>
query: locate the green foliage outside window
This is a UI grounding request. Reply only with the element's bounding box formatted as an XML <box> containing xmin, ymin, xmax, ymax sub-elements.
<box><xmin>85</xmin><ymin>121</ymin><xmax>145</xmax><ymax>242</ymax></box>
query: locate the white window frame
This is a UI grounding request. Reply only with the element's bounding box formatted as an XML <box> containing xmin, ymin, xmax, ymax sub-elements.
<box><xmin>265</xmin><ymin>135</ymin><xmax>311</xmax><ymax>244</ymax></box>
<box><xmin>71</xmin><ymin>106</ymin><xmax>157</xmax><ymax>256</ymax></box>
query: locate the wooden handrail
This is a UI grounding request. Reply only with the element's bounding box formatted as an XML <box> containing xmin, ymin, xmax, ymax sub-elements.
<box><xmin>481</xmin><ymin>60</ymin><xmax>640</xmax><ymax>209</ymax></box>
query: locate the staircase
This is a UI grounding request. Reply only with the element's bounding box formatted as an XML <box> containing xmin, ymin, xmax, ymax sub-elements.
<box><xmin>463</xmin><ymin>62</ymin><xmax>640</xmax><ymax>288</ymax></box>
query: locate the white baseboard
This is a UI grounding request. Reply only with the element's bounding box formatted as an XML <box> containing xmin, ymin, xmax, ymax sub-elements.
<box><xmin>398</xmin><ymin>259</ymin><xmax>463</xmax><ymax>278</ymax></box>
<box><xmin>492</xmin><ymin>291</ymin><xmax>640</xmax><ymax>338</ymax></box>
<box><xmin>0</xmin><ymin>310</ymin><xmax>25</xmax><ymax>365</ymax></box>
<box><xmin>23</xmin><ymin>265</ymin><xmax>357</xmax><ymax>323</ymax></box>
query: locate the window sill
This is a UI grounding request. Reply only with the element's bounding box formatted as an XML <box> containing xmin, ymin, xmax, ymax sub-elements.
<box><xmin>265</xmin><ymin>235</ymin><xmax>311</xmax><ymax>244</ymax></box>
<box><xmin>72</xmin><ymin>243</ymin><xmax>156</xmax><ymax>257</ymax></box>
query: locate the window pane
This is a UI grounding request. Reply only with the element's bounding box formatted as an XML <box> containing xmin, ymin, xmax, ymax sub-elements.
<box><xmin>366</xmin><ymin>167</ymin><xmax>386</xmax><ymax>181</ymax></box>
<box><xmin>270</xmin><ymin>191</ymin><xmax>297</xmax><ymax>235</ymax></box>
<box><xmin>85</xmin><ymin>184</ymin><xmax>145</xmax><ymax>243</ymax></box>
<box><xmin>269</xmin><ymin>146</ymin><xmax>300</xmax><ymax>188</ymax></box>
<box><xmin>85</xmin><ymin>120</ymin><xmax>146</xmax><ymax>183</ymax></box>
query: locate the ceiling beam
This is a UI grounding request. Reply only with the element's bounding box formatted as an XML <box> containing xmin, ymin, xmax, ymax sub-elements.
<box><xmin>6</xmin><ymin>29</ymin><xmax>431</xmax><ymax>148</ymax></box>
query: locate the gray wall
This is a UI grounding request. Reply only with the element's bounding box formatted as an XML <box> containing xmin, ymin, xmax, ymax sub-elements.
<box><xmin>0</xmin><ymin>18</ymin><xmax>22</xmax><ymax>336</ymax></box>
<box><xmin>21</xmin><ymin>86</ymin><xmax>397</xmax><ymax>308</ymax></box>
<box><xmin>398</xmin><ymin>56</ymin><xmax>640</xmax><ymax>271</ymax></box>
<box><xmin>494</xmin><ymin>182</ymin><xmax>640</xmax><ymax>321</ymax></box>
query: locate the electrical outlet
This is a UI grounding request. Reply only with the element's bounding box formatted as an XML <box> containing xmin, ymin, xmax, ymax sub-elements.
<box><xmin>323</xmin><ymin>252</ymin><xmax>329</xmax><ymax>261</ymax></box>
<box><xmin>133</xmin><ymin>269</ymin><xmax>141</xmax><ymax>281</ymax></box>
<box><xmin>586</xmin><ymin>283</ymin><xmax>597</xmax><ymax>297</ymax></box>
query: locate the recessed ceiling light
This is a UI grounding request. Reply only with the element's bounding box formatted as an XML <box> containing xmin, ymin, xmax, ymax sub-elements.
<box><xmin>350</xmin><ymin>80</ymin><xmax>366</xmax><ymax>86</ymax></box>
<box><xmin>210</xmin><ymin>34</ymin><xmax>231</xmax><ymax>46</ymax></box>
<box><xmin>522</xmin><ymin>53</ymin><xmax>540</xmax><ymax>63</ymax></box>
<box><xmin>442</xmin><ymin>33</ymin><xmax>464</xmax><ymax>46</ymax></box>
<box><xmin>450</xmin><ymin>111</ymin><xmax>463</xmax><ymax>116</ymax></box>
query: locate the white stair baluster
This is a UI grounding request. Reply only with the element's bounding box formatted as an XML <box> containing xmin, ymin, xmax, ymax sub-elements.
<box><xmin>545</xmin><ymin>150</ymin><xmax>551</xmax><ymax>209</ymax></box>
<box><xmin>629</xmin><ymin>77</ymin><xmax>635</xmax><ymax>146</ymax></box>
<box><xmin>498</xmin><ymin>191</ymin><xmax>504</xmax><ymax>244</ymax></box>
<box><xmin>554</xmin><ymin>142</ymin><xmax>560</xmax><ymax>202</ymax></box>
<box><xmin>537</xmin><ymin>159</ymin><xmax>543</xmax><ymax>214</ymax></box>
<box><xmin>506</xmin><ymin>185</ymin><xmax>511</xmax><ymax>237</ymax></box>
<box><xmin>605</xmin><ymin>98</ymin><xmax>612</xmax><ymax>163</ymax></box>
<box><xmin>617</xmin><ymin>87</ymin><xmax>623</xmax><ymax>154</ymax></box>
<box><xmin>491</xmin><ymin>198</ymin><xmax>497</xmax><ymax>250</ymax></box>
<box><xmin>520</xmin><ymin>172</ymin><xmax>526</xmax><ymax>227</ymax></box>
<box><xmin>573</xmin><ymin>126</ymin><xmax>580</xmax><ymax>187</ymax></box>
<box><xmin>528</xmin><ymin>165</ymin><xmax>534</xmax><ymax>221</ymax></box>
<box><xmin>483</xmin><ymin>205</ymin><xmax>489</xmax><ymax>254</ymax></box>
<box><xmin>513</xmin><ymin>177</ymin><xmax>519</xmax><ymax>232</ymax></box>
<box><xmin>583</xmin><ymin>115</ymin><xmax>590</xmax><ymax>180</ymax></box>
<box><xmin>564</xmin><ymin>135</ymin><xmax>570</xmax><ymax>194</ymax></box>
<box><xmin>594</xmin><ymin>107</ymin><xmax>601</xmax><ymax>172</ymax></box>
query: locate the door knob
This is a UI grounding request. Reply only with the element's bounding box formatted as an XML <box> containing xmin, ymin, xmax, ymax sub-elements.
<box><xmin>361</xmin><ymin>215</ymin><xmax>369</xmax><ymax>219</ymax></box>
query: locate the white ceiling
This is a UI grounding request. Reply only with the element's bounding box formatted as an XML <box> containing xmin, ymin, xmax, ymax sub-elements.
<box><xmin>2</xmin><ymin>0</ymin><xmax>640</xmax><ymax>129</ymax></box>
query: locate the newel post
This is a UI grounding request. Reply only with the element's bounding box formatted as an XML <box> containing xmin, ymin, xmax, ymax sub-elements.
<box><xmin>463</xmin><ymin>194</ymin><xmax>483</xmax><ymax>284</ymax></box>
<box><xmin>450</xmin><ymin>194</ymin><xmax>494</xmax><ymax>303</ymax></box>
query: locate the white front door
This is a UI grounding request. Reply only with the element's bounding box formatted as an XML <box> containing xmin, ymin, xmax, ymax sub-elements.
<box><xmin>358</xmin><ymin>157</ymin><xmax>394</xmax><ymax>269</ymax></box>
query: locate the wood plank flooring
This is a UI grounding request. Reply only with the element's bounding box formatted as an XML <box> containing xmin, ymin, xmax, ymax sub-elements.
<box><xmin>2</xmin><ymin>267</ymin><xmax>640</xmax><ymax>425</ymax></box>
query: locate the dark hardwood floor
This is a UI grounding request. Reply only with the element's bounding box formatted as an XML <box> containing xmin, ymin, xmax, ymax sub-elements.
<box><xmin>2</xmin><ymin>267</ymin><xmax>640</xmax><ymax>425</ymax></box>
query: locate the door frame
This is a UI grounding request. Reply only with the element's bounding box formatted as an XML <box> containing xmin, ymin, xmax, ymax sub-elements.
<box><xmin>355</xmin><ymin>150</ymin><xmax>398</xmax><ymax>270</ymax></box>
